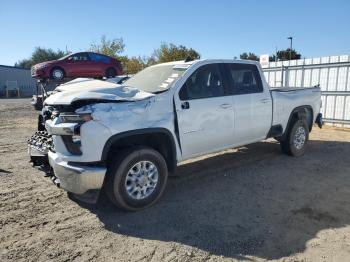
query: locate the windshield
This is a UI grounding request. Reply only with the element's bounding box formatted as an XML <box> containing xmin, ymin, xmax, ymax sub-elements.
<box><xmin>58</xmin><ymin>53</ymin><xmax>72</xmax><ymax>60</ymax></box>
<box><xmin>123</xmin><ymin>64</ymin><xmax>188</xmax><ymax>93</ymax></box>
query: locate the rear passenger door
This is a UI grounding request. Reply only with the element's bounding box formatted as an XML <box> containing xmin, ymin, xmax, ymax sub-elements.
<box><xmin>224</xmin><ymin>63</ymin><xmax>272</xmax><ymax>145</ymax></box>
<box><xmin>175</xmin><ymin>63</ymin><xmax>235</xmax><ymax>159</ymax></box>
<box><xmin>89</xmin><ymin>53</ymin><xmax>111</xmax><ymax>76</ymax></box>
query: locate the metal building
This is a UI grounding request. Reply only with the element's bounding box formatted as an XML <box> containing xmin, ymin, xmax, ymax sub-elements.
<box><xmin>262</xmin><ymin>55</ymin><xmax>350</xmax><ymax>127</ymax></box>
<box><xmin>0</xmin><ymin>65</ymin><xmax>37</xmax><ymax>97</ymax></box>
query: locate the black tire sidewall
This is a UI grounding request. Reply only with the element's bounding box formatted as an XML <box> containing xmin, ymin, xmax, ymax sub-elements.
<box><xmin>288</xmin><ymin>119</ymin><xmax>309</xmax><ymax>156</ymax></box>
<box><xmin>106</xmin><ymin>68</ymin><xmax>116</xmax><ymax>78</ymax></box>
<box><xmin>108</xmin><ymin>147</ymin><xmax>168</xmax><ymax>211</ymax></box>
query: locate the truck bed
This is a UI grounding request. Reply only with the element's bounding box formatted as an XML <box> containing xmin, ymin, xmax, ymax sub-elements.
<box><xmin>270</xmin><ymin>85</ymin><xmax>322</xmax><ymax>131</ymax></box>
<box><xmin>270</xmin><ymin>85</ymin><xmax>320</xmax><ymax>92</ymax></box>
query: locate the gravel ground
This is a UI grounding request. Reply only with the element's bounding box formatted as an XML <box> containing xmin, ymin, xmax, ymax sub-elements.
<box><xmin>1</xmin><ymin>98</ymin><xmax>350</xmax><ymax>262</ymax></box>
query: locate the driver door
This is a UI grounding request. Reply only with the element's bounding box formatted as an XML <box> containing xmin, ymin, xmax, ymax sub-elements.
<box><xmin>175</xmin><ymin>63</ymin><xmax>235</xmax><ymax>159</ymax></box>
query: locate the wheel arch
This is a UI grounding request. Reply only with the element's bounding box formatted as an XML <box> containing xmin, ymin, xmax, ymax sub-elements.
<box><xmin>50</xmin><ymin>66</ymin><xmax>66</xmax><ymax>78</ymax></box>
<box><xmin>105</xmin><ymin>67</ymin><xmax>116</xmax><ymax>77</ymax></box>
<box><xmin>283</xmin><ymin>105</ymin><xmax>314</xmax><ymax>136</ymax></box>
<box><xmin>101</xmin><ymin>128</ymin><xmax>177</xmax><ymax>172</ymax></box>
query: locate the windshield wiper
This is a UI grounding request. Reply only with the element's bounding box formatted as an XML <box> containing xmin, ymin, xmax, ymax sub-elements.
<box><xmin>153</xmin><ymin>89</ymin><xmax>169</xmax><ymax>94</ymax></box>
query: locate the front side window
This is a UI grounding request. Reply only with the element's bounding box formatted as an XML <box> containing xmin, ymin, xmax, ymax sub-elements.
<box><xmin>179</xmin><ymin>64</ymin><xmax>225</xmax><ymax>100</ymax></box>
<box><xmin>226</xmin><ymin>64</ymin><xmax>263</xmax><ymax>94</ymax></box>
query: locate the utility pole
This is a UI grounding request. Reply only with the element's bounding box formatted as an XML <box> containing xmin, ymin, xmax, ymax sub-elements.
<box><xmin>287</xmin><ymin>36</ymin><xmax>293</xmax><ymax>60</ymax></box>
<box><xmin>275</xmin><ymin>46</ymin><xmax>278</xmax><ymax>62</ymax></box>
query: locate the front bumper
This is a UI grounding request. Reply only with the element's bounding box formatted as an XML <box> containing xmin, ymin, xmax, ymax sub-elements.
<box><xmin>31</xmin><ymin>67</ymin><xmax>48</xmax><ymax>78</ymax></box>
<box><xmin>48</xmin><ymin>151</ymin><xmax>106</xmax><ymax>195</ymax></box>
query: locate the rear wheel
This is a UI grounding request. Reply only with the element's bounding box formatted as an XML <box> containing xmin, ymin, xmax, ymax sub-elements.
<box><xmin>105</xmin><ymin>67</ymin><xmax>116</xmax><ymax>78</ymax></box>
<box><xmin>280</xmin><ymin>119</ymin><xmax>309</xmax><ymax>156</ymax></box>
<box><xmin>105</xmin><ymin>147</ymin><xmax>168</xmax><ymax>211</ymax></box>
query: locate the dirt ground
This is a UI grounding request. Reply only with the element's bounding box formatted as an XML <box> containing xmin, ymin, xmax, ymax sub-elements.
<box><xmin>1</xmin><ymin>98</ymin><xmax>350</xmax><ymax>262</ymax></box>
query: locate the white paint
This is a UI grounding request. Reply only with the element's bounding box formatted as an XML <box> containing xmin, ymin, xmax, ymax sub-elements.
<box><xmin>263</xmin><ymin>55</ymin><xmax>350</xmax><ymax>127</ymax></box>
<box><xmin>44</xmin><ymin>59</ymin><xmax>322</xmax><ymax>165</ymax></box>
<box><xmin>45</xmin><ymin>80</ymin><xmax>154</xmax><ymax>105</ymax></box>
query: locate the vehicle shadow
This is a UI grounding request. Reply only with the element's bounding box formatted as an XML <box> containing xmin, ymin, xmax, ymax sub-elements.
<box><xmin>74</xmin><ymin>139</ymin><xmax>350</xmax><ymax>260</ymax></box>
<box><xmin>0</xmin><ymin>168</ymin><xmax>12</xmax><ymax>175</ymax></box>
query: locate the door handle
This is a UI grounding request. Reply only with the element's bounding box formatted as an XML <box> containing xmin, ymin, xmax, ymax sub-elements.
<box><xmin>220</xmin><ymin>103</ymin><xmax>232</xmax><ymax>109</ymax></box>
<box><xmin>181</xmin><ymin>101</ymin><xmax>190</xmax><ymax>109</ymax></box>
<box><xmin>260</xmin><ymin>98</ymin><xmax>270</xmax><ymax>104</ymax></box>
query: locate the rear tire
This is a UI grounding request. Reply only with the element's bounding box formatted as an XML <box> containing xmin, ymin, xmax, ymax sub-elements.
<box><xmin>105</xmin><ymin>147</ymin><xmax>168</xmax><ymax>211</ymax></box>
<box><xmin>280</xmin><ymin>119</ymin><xmax>309</xmax><ymax>156</ymax></box>
<box><xmin>105</xmin><ymin>67</ymin><xmax>116</xmax><ymax>78</ymax></box>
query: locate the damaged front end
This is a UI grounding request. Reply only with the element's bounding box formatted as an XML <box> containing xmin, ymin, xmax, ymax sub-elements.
<box><xmin>27</xmin><ymin>130</ymin><xmax>63</xmax><ymax>187</ymax></box>
<box><xmin>28</xmin><ymin>131</ymin><xmax>54</xmax><ymax>172</ymax></box>
<box><xmin>27</xmin><ymin>81</ymin><xmax>156</xmax><ymax>203</ymax></box>
<box><xmin>27</xmin><ymin>104</ymin><xmax>74</xmax><ymax>186</ymax></box>
<box><xmin>27</xmin><ymin>102</ymin><xmax>109</xmax><ymax>203</ymax></box>
<box><xmin>28</xmin><ymin>104</ymin><xmax>57</xmax><ymax>173</ymax></box>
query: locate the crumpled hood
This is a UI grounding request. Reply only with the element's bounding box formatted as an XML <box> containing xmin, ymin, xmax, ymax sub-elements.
<box><xmin>44</xmin><ymin>79</ymin><xmax>154</xmax><ymax>105</ymax></box>
<box><xmin>55</xmin><ymin>78</ymin><xmax>102</xmax><ymax>92</ymax></box>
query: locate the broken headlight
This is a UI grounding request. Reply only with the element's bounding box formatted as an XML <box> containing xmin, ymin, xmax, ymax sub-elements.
<box><xmin>59</xmin><ymin>113</ymin><xmax>93</xmax><ymax>123</ymax></box>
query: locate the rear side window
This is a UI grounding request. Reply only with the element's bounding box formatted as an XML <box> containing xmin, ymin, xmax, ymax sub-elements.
<box><xmin>179</xmin><ymin>64</ymin><xmax>225</xmax><ymax>100</ymax></box>
<box><xmin>226</xmin><ymin>64</ymin><xmax>263</xmax><ymax>94</ymax></box>
<box><xmin>89</xmin><ymin>53</ymin><xmax>110</xmax><ymax>63</ymax></box>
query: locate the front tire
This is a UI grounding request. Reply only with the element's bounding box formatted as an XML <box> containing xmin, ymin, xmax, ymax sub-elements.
<box><xmin>50</xmin><ymin>67</ymin><xmax>65</xmax><ymax>81</ymax></box>
<box><xmin>105</xmin><ymin>147</ymin><xmax>168</xmax><ymax>211</ymax></box>
<box><xmin>280</xmin><ymin>119</ymin><xmax>309</xmax><ymax>156</ymax></box>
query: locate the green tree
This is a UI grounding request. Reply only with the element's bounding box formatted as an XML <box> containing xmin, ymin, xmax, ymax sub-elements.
<box><xmin>90</xmin><ymin>35</ymin><xmax>125</xmax><ymax>59</ymax></box>
<box><xmin>239</xmin><ymin>52</ymin><xmax>259</xmax><ymax>61</ymax></box>
<box><xmin>123</xmin><ymin>56</ymin><xmax>146</xmax><ymax>74</ymax></box>
<box><xmin>122</xmin><ymin>42</ymin><xmax>201</xmax><ymax>74</ymax></box>
<box><xmin>145</xmin><ymin>56</ymin><xmax>157</xmax><ymax>67</ymax></box>
<box><xmin>90</xmin><ymin>36</ymin><xmax>146</xmax><ymax>74</ymax></box>
<box><xmin>152</xmin><ymin>43</ymin><xmax>200</xmax><ymax>63</ymax></box>
<box><xmin>15</xmin><ymin>47</ymin><xmax>68</xmax><ymax>68</ymax></box>
<box><xmin>269</xmin><ymin>48</ymin><xmax>302</xmax><ymax>61</ymax></box>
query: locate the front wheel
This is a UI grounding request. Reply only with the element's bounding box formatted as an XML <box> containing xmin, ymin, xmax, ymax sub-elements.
<box><xmin>50</xmin><ymin>67</ymin><xmax>65</xmax><ymax>81</ymax></box>
<box><xmin>105</xmin><ymin>147</ymin><xmax>168</xmax><ymax>211</ymax></box>
<box><xmin>280</xmin><ymin>119</ymin><xmax>309</xmax><ymax>156</ymax></box>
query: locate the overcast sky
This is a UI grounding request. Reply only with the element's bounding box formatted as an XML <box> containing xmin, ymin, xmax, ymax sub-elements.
<box><xmin>1</xmin><ymin>0</ymin><xmax>349</xmax><ymax>66</ymax></box>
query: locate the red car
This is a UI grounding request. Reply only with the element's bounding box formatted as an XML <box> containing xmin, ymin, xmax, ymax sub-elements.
<box><xmin>31</xmin><ymin>52</ymin><xmax>123</xmax><ymax>81</ymax></box>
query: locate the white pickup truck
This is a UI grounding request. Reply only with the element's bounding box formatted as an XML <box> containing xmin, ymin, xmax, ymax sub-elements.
<box><xmin>28</xmin><ymin>59</ymin><xmax>323</xmax><ymax>211</ymax></box>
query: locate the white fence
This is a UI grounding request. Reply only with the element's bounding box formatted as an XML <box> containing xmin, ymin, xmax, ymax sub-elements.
<box><xmin>262</xmin><ymin>55</ymin><xmax>350</xmax><ymax>127</ymax></box>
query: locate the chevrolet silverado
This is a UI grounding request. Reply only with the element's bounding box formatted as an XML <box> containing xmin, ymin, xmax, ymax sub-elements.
<box><xmin>28</xmin><ymin>59</ymin><xmax>323</xmax><ymax>211</ymax></box>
